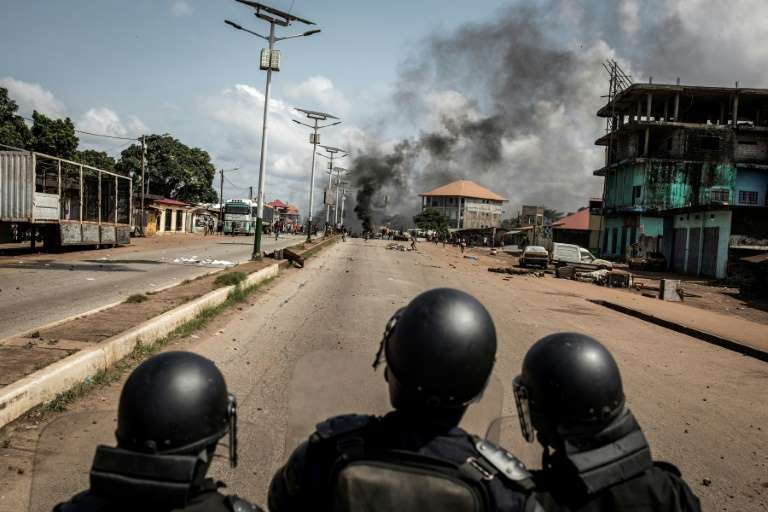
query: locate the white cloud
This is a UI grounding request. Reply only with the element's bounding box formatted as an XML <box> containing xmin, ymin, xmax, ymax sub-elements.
<box><xmin>284</xmin><ymin>76</ymin><xmax>350</xmax><ymax>117</ymax></box>
<box><xmin>200</xmin><ymin>83</ymin><xmax>358</xmax><ymax>212</ymax></box>
<box><xmin>0</xmin><ymin>76</ymin><xmax>67</xmax><ymax>118</ymax></box>
<box><xmin>170</xmin><ymin>0</ymin><xmax>193</xmax><ymax>16</ymax></box>
<box><xmin>77</xmin><ymin>107</ymin><xmax>148</xmax><ymax>155</ymax></box>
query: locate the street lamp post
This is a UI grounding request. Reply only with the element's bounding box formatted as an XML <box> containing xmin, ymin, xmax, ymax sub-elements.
<box><xmin>317</xmin><ymin>146</ymin><xmax>348</xmax><ymax>232</ymax></box>
<box><xmin>332</xmin><ymin>168</ymin><xmax>348</xmax><ymax>226</ymax></box>
<box><xmin>292</xmin><ymin>109</ymin><xmax>340</xmax><ymax>242</ymax></box>
<box><xmin>225</xmin><ymin>1</ymin><xmax>320</xmax><ymax>259</ymax></box>
<box><xmin>336</xmin><ymin>179</ymin><xmax>349</xmax><ymax>227</ymax></box>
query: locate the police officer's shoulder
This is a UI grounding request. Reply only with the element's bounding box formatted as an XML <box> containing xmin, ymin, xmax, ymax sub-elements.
<box><xmin>224</xmin><ymin>494</ymin><xmax>264</xmax><ymax>512</ymax></box>
<box><xmin>471</xmin><ymin>436</ymin><xmax>536</xmax><ymax>491</ymax></box>
<box><xmin>311</xmin><ymin>414</ymin><xmax>377</xmax><ymax>442</ymax></box>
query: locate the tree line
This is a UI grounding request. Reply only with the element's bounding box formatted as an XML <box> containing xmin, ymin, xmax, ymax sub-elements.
<box><xmin>0</xmin><ymin>87</ymin><xmax>217</xmax><ymax>203</ymax></box>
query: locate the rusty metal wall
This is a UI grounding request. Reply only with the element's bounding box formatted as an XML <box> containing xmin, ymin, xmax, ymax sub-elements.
<box><xmin>0</xmin><ymin>151</ymin><xmax>34</xmax><ymax>222</ymax></box>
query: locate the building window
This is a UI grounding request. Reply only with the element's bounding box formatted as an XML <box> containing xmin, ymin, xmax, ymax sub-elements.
<box><xmin>710</xmin><ymin>189</ymin><xmax>730</xmax><ymax>203</ymax></box>
<box><xmin>164</xmin><ymin>209</ymin><xmax>172</xmax><ymax>231</ymax></box>
<box><xmin>176</xmin><ymin>210</ymin><xmax>183</xmax><ymax>231</ymax></box>
<box><xmin>738</xmin><ymin>190</ymin><xmax>758</xmax><ymax>205</ymax></box>
<box><xmin>631</xmin><ymin>185</ymin><xmax>642</xmax><ymax>205</ymax></box>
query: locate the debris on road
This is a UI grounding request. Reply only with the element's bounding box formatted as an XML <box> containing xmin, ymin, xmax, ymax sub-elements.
<box><xmin>464</xmin><ymin>255</ymin><xmax>478</xmax><ymax>260</ymax></box>
<box><xmin>488</xmin><ymin>267</ymin><xmax>544</xmax><ymax>277</ymax></box>
<box><xmin>172</xmin><ymin>256</ymin><xmax>235</xmax><ymax>267</ymax></box>
<box><xmin>387</xmin><ymin>243</ymin><xmax>407</xmax><ymax>251</ymax></box>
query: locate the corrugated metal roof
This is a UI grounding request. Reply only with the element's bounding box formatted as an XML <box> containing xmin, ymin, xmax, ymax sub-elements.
<box><xmin>419</xmin><ymin>180</ymin><xmax>506</xmax><ymax>201</ymax></box>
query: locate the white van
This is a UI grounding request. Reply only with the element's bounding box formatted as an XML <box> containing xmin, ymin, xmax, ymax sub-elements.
<box><xmin>551</xmin><ymin>242</ymin><xmax>613</xmax><ymax>270</ymax></box>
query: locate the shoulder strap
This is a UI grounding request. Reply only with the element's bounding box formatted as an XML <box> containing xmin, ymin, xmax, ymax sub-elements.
<box><xmin>469</xmin><ymin>436</ymin><xmax>536</xmax><ymax>492</ymax></box>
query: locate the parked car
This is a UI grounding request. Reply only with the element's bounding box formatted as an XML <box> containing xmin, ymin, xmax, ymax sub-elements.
<box><xmin>551</xmin><ymin>242</ymin><xmax>613</xmax><ymax>270</ymax></box>
<box><xmin>520</xmin><ymin>245</ymin><xmax>549</xmax><ymax>268</ymax></box>
<box><xmin>628</xmin><ymin>251</ymin><xmax>667</xmax><ymax>271</ymax></box>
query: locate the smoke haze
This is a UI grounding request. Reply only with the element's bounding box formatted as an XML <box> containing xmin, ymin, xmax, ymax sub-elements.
<box><xmin>346</xmin><ymin>0</ymin><xmax>768</xmax><ymax>231</ymax></box>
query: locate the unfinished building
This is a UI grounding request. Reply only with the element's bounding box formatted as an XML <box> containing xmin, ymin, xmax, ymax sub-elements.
<box><xmin>595</xmin><ymin>67</ymin><xmax>768</xmax><ymax>278</ymax></box>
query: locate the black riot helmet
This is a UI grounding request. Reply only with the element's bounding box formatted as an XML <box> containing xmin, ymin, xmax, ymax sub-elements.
<box><xmin>116</xmin><ymin>351</ymin><xmax>238</xmax><ymax>467</ymax></box>
<box><xmin>513</xmin><ymin>333</ymin><xmax>625</xmax><ymax>447</ymax></box>
<box><xmin>373</xmin><ymin>288</ymin><xmax>497</xmax><ymax>411</ymax></box>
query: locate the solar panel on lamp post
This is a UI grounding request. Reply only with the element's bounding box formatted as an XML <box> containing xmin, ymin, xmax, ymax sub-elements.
<box><xmin>225</xmin><ymin>1</ymin><xmax>320</xmax><ymax>259</ymax></box>
<box><xmin>292</xmin><ymin>109</ymin><xmax>341</xmax><ymax>242</ymax></box>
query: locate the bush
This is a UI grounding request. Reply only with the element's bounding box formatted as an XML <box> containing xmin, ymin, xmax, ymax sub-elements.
<box><xmin>214</xmin><ymin>271</ymin><xmax>247</xmax><ymax>287</ymax></box>
<box><xmin>125</xmin><ymin>294</ymin><xmax>148</xmax><ymax>304</ymax></box>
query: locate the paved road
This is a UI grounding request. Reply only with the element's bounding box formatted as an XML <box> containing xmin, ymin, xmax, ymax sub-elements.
<box><xmin>3</xmin><ymin>239</ymin><xmax>766</xmax><ymax>511</ymax></box>
<box><xmin>0</xmin><ymin>234</ymin><xmax>302</xmax><ymax>339</ymax></box>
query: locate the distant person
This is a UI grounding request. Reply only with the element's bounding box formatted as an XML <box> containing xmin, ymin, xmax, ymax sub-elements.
<box><xmin>460</xmin><ymin>238</ymin><xmax>466</xmax><ymax>254</ymax></box>
<box><xmin>513</xmin><ymin>333</ymin><xmax>701</xmax><ymax>512</ymax></box>
<box><xmin>410</xmin><ymin>237</ymin><xmax>417</xmax><ymax>251</ymax></box>
<box><xmin>54</xmin><ymin>352</ymin><xmax>262</xmax><ymax>512</ymax></box>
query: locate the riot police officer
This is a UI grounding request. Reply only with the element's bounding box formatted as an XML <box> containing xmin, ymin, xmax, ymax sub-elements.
<box><xmin>55</xmin><ymin>351</ymin><xmax>262</xmax><ymax>512</ymax></box>
<box><xmin>269</xmin><ymin>288</ymin><xmax>534</xmax><ymax>512</ymax></box>
<box><xmin>512</xmin><ymin>332</ymin><xmax>701</xmax><ymax>511</ymax></box>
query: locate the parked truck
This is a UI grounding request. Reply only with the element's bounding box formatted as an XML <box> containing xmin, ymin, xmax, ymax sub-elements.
<box><xmin>551</xmin><ymin>242</ymin><xmax>613</xmax><ymax>270</ymax></box>
<box><xmin>0</xmin><ymin>146</ymin><xmax>132</xmax><ymax>250</ymax></box>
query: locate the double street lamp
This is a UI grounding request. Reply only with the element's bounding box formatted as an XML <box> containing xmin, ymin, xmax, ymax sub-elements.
<box><xmin>317</xmin><ymin>145</ymin><xmax>348</xmax><ymax>231</ymax></box>
<box><xmin>225</xmin><ymin>0</ymin><xmax>320</xmax><ymax>259</ymax></box>
<box><xmin>292</xmin><ymin>109</ymin><xmax>341</xmax><ymax>242</ymax></box>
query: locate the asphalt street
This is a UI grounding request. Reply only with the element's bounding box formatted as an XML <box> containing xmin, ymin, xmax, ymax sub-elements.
<box><xmin>0</xmin><ymin>234</ymin><xmax>302</xmax><ymax>340</ymax></box>
<box><xmin>2</xmin><ymin>239</ymin><xmax>766</xmax><ymax>511</ymax></box>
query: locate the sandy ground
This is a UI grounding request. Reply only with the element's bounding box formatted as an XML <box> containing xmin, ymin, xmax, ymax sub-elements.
<box><xmin>1</xmin><ymin>239</ymin><xmax>766</xmax><ymax>511</ymax></box>
<box><xmin>0</xmin><ymin>233</ymin><xmax>302</xmax><ymax>339</ymax></box>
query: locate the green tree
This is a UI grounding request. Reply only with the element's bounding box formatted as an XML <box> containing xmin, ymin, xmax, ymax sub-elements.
<box><xmin>30</xmin><ymin>111</ymin><xmax>78</xmax><ymax>158</ymax></box>
<box><xmin>116</xmin><ymin>134</ymin><xmax>217</xmax><ymax>203</ymax></box>
<box><xmin>0</xmin><ymin>87</ymin><xmax>31</xmax><ymax>148</ymax></box>
<box><xmin>75</xmin><ymin>149</ymin><xmax>116</xmax><ymax>172</ymax></box>
<box><xmin>413</xmin><ymin>208</ymin><xmax>449</xmax><ymax>231</ymax></box>
<box><xmin>543</xmin><ymin>208</ymin><xmax>564</xmax><ymax>222</ymax></box>
<box><xmin>501</xmin><ymin>218</ymin><xmax>520</xmax><ymax>230</ymax></box>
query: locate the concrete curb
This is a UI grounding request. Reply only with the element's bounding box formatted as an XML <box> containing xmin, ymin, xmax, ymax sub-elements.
<box><xmin>0</xmin><ymin>263</ymin><xmax>279</xmax><ymax>428</ymax></box>
<box><xmin>589</xmin><ymin>299</ymin><xmax>768</xmax><ymax>363</ymax></box>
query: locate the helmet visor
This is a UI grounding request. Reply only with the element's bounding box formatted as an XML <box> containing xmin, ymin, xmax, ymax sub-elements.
<box><xmin>512</xmin><ymin>375</ymin><xmax>534</xmax><ymax>443</ymax></box>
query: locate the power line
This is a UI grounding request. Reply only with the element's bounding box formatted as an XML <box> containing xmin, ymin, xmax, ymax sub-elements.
<box><xmin>19</xmin><ymin>114</ymin><xmax>140</xmax><ymax>141</ymax></box>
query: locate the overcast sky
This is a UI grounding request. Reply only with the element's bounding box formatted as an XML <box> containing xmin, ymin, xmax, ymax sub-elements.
<box><xmin>3</xmin><ymin>0</ymin><xmax>768</xmax><ymax>216</ymax></box>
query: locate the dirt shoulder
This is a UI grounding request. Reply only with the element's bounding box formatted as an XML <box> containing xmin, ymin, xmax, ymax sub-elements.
<box><xmin>436</xmin><ymin>243</ymin><xmax>768</xmax><ymax>326</ymax></box>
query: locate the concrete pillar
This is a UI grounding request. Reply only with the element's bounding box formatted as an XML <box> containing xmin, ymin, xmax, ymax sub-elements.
<box><xmin>158</xmin><ymin>210</ymin><xmax>165</xmax><ymax>233</ymax></box>
<box><xmin>673</xmin><ymin>93</ymin><xmax>680</xmax><ymax>120</ymax></box>
<box><xmin>644</xmin><ymin>127</ymin><xmax>650</xmax><ymax>155</ymax></box>
<box><xmin>733</xmin><ymin>93</ymin><xmax>739</xmax><ymax>125</ymax></box>
<box><xmin>663</xmin><ymin>98</ymin><xmax>669</xmax><ymax>120</ymax></box>
<box><xmin>636</xmin><ymin>100</ymin><xmax>642</xmax><ymax>121</ymax></box>
<box><xmin>646</xmin><ymin>92</ymin><xmax>653</xmax><ymax>121</ymax></box>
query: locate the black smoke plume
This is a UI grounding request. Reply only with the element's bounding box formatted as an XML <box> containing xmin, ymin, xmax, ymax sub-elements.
<box><xmin>348</xmin><ymin>0</ymin><xmax>767</xmax><ymax>231</ymax></box>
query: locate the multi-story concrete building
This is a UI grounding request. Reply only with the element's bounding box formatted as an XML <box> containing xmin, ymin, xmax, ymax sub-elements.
<box><xmin>419</xmin><ymin>180</ymin><xmax>506</xmax><ymax>229</ymax></box>
<box><xmin>595</xmin><ymin>82</ymin><xmax>768</xmax><ymax>278</ymax></box>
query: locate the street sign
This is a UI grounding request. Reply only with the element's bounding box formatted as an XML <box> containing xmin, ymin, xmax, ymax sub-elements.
<box><xmin>324</xmin><ymin>188</ymin><xmax>335</xmax><ymax>206</ymax></box>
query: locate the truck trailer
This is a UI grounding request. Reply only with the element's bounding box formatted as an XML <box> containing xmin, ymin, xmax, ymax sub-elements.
<box><xmin>0</xmin><ymin>145</ymin><xmax>132</xmax><ymax>249</ymax></box>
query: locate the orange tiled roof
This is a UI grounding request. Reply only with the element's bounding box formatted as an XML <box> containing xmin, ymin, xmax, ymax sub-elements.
<box><xmin>419</xmin><ymin>180</ymin><xmax>506</xmax><ymax>201</ymax></box>
<box><xmin>552</xmin><ymin>208</ymin><xmax>590</xmax><ymax>230</ymax></box>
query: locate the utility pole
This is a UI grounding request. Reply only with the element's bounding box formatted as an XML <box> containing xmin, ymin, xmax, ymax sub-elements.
<box><xmin>218</xmin><ymin>167</ymin><xmax>240</xmax><ymax>234</ymax></box>
<box><xmin>249</xmin><ymin>186</ymin><xmax>253</xmax><ymax>201</ymax></box>
<box><xmin>225</xmin><ymin>1</ymin><xmax>320</xmax><ymax>259</ymax></box>
<box><xmin>333</xmin><ymin>168</ymin><xmax>348</xmax><ymax>226</ymax></box>
<box><xmin>140</xmin><ymin>136</ymin><xmax>146</xmax><ymax>236</ymax></box>
<box><xmin>219</xmin><ymin>169</ymin><xmax>225</xmax><ymax>224</ymax></box>
<box><xmin>292</xmin><ymin>108</ymin><xmax>340</xmax><ymax>242</ymax></box>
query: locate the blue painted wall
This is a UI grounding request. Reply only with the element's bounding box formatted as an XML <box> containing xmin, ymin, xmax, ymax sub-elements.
<box><xmin>735</xmin><ymin>168</ymin><xmax>768</xmax><ymax>206</ymax></box>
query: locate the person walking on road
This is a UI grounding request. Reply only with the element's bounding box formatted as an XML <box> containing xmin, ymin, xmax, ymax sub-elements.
<box><xmin>513</xmin><ymin>332</ymin><xmax>701</xmax><ymax>511</ymax></box>
<box><xmin>269</xmin><ymin>288</ymin><xmax>534</xmax><ymax>512</ymax></box>
<box><xmin>54</xmin><ymin>351</ymin><xmax>263</xmax><ymax>512</ymax></box>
